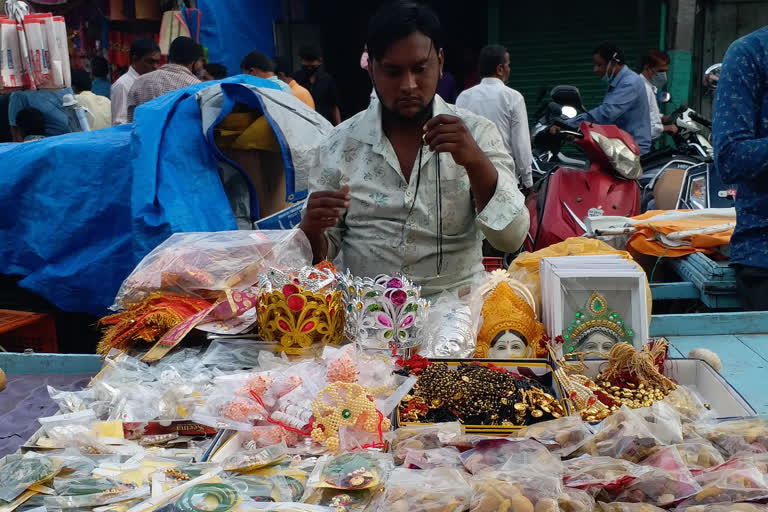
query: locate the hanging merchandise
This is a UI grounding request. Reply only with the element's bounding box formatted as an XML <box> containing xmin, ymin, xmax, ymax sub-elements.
<box><xmin>180</xmin><ymin>7</ymin><xmax>200</xmax><ymax>42</ymax></box>
<box><xmin>158</xmin><ymin>10</ymin><xmax>190</xmax><ymax>55</ymax></box>
<box><xmin>0</xmin><ymin>18</ymin><xmax>24</xmax><ymax>88</ymax></box>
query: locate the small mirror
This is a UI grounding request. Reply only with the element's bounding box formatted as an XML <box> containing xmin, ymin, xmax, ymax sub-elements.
<box><xmin>551</xmin><ymin>85</ymin><xmax>584</xmax><ymax>110</ymax></box>
<box><xmin>703</xmin><ymin>63</ymin><xmax>721</xmax><ymax>91</ymax></box>
<box><xmin>561</xmin><ymin>105</ymin><xmax>578</xmax><ymax>119</ymax></box>
<box><xmin>658</xmin><ymin>91</ymin><xmax>672</xmax><ymax>104</ymax></box>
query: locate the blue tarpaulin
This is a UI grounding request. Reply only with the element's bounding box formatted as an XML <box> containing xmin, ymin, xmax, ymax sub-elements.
<box><xmin>0</xmin><ymin>75</ymin><xmax>283</xmax><ymax>316</ymax></box>
<box><xmin>198</xmin><ymin>0</ymin><xmax>282</xmax><ymax>77</ymax></box>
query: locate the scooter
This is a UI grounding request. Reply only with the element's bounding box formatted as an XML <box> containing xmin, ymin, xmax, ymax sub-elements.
<box><xmin>525</xmin><ymin>86</ymin><xmax>642</xmax><ymax>252</ymax></box>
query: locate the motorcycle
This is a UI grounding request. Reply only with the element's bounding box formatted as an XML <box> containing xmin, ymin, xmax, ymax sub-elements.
<box><xmin>525</xmin><ymin>86</ymin><xmax>642</xmax><ymax>252</ymax></box>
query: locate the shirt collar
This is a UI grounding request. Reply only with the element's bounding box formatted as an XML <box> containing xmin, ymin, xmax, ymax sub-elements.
<box><xmin>610</xmin><ymin>65</ymin><xmax>630</xmax><ymax>87</ymax></box>
<box><xmin>480</xmin><ymin>77</ymin><xmax>504</xmax><ymax>86</ymax></box>
<box><xmin>127</xmin><ymin>66</ymin><xmax>140</xmax><ymax>79</ymax></box>
<box><xmin>351</xmin><ymin>93</ymin><xmax>453</xmax><ymax>146</ymax></box>
<box><xmin>161</xmin><ymin>63</ymin><xmax>196</xmax><ymax>77</ymax></box>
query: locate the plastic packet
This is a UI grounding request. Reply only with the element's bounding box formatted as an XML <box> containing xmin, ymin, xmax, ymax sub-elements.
<box><xmin>470</xmin><ymin>469</ymin><xmax>561</xmax><ymax>512</ymax></box>
<box><xmin>44</xmin><ymin>483</ymin><xmax>149</xmax><ymax>509</ymax></box>
<box><xmin>0</xmin><ymin>454</ymin><xmax>56</xmax><ymax>503</ymax></box>
<box><xmin>676</xmin><ymin>504</ymin><xmax>768</xmax><ymax>512</ymax></box>
<box><xmin>402</xmin><ymin>446</ymin><xmax>462</xmax><ymax>470</ymax></box>
<box><xmin>596</xmin><ymin>503</ymin><xmax>668</xmax><ymax>512</ymax></box>
<box><xmin>517</xmin><ymin>414</ymin><xmax>593</xmax><ymax>456</ymax></box>
<box><xmin>226</xmin><ymin>473</ymin><xmax>294</xmax><ymax>503</ymax></box>
<box><xmin>302</xmin><ymin>487</ymin><xmax>377</xmax><ymax>512</ymax></box>
<box><xmin>200</xmin><ymin>339</ymin><xmax>265</xmax><ymax>371</ymax></box>
<box><xmin>460</xmin><ymin>438</ymin><xmax>561</xmax><ymax>475</ymax></box>
<box><xmin>308</xmin><ymin>452</ymin><xmax>393</xmax><ymax>491</ymax></box>
<box><xmin>47</xmin><ymin>385</ymin><xmax>97</xmax><ymax>413</ymax></box>
<box><xmin>221</xmin><ymin>442</ymin><xmax>287</xmax><ymax>473</ymax></box>
<box><xmin>381</xmin><ymin>467</ymin><xmax>470</xmax><ymax>512</ymax></box>
<box><xmin>337</xmin><ymin>426</ymin><xmax>383</xmax><ymax>452</ymax></box>
<box><xmin>419</xmin><ymin>293</ymin><xmax>480</xmax><ymax>359</ymax></box>
<box><xmin>635</xmin><ymin>400</ymin><xmax>684</xmax><ymax>446</ymax></box>
<box><xmin>675</xmin><ymin>459</ymin><xmax>768</xmax><ymax>508</ymax></box>
<box><xmin>557</xmin><ymin>487</ymin><xmax>596</xmax><ymax>512</ymax></box>
<box><xmin>663</xmin><ymin>386</ymin><xmax>714</xmax><ymax>423</ymax></box>
<box><xmin>563</xmin><ymin>456</ymin><xmax>652</xmax><ymax>496</ymax></box>
<box><xmin>694</xmin><ymin>418</ymin><xmax>768</xmax><ymax>458</ymax></box>
<box><xmin>239</xmin><ymin>504</ymin><xmax>334</xmax><ymax>512</ymax></box>
<box><xmin>572</xmin><ymin>406</ymin><xmax>662</xmax><ymax>462</ymax></box>
<box><xmin>387</xmin><ymin>423</ymin><xmax>462</xmax><ymax>464</ymax></box>
<box><xmin>668</xmin><ymin>442</ymin><xmax>726</xmax><ymax>470</ymax></box>
<box><xmin>246</xmin><ymin>463</ymin><xmax>310</xmax><ymax>502</ymax></box>
<box><xmin>614</xmin><ymin>447</ymin><xmax>700</xmax><ymax>506</ymax></box>
<box><xmin>113</xmin><ymin>230</ymin><xmax>312</xmax><ymax>306</ymax></box>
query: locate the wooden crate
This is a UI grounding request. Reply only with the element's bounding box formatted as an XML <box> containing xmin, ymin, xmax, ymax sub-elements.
<box><xmin>0</xmin><ymin>310</ymin><xmax>57</xmax><ymax>353</ymax></box>
<box><xmin>669</xmin><ymin>253</ymin><xmax>740</xmax><ymax>309</ymax></box>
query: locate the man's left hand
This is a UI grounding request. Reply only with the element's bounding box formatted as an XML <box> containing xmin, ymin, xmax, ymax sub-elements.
<box><xmin>424</xmin><ymin>114</ymin><xmax>485</xmax><ymax>168</ymax></box>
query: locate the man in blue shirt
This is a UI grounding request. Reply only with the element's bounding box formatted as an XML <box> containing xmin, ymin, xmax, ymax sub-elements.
<box><xmin>240</xmin><ymin>51</ymin><xmax>292</xmax><ymax>95</ymax></box>
<box><xmin>8</xmin><ymin>88</ymin><xmax>72</xmax><ymax>138</ymax></box>
<box><xmin>567</xmin><ymin>42</ymin><xmax>651</xmax><ymax>154</ymax></box>
<box><xmin>91</xmin><ymin>56</ymin><xmax>111</xmax><ymax>99</ymax></box>
<box><xmin>713</xmin><ymin>26</ymin><xmax>768</xmax><ymax>310</ymax></box>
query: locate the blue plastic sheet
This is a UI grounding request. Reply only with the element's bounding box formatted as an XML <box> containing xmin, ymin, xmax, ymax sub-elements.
<box><xmin>197</xmin><ymin>0</ymin><xmax>282</xmax><ymax>78</ymax></box>
<box><xmin>0</xmin><ymin>75</ymin><xmax>283</xmax><ymax>316</ymax></box>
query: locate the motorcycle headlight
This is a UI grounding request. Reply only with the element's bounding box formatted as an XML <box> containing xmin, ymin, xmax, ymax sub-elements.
<box><xmin>689</xmin><ymin>175</ymin><xmax>708</xmax><ymax>209</ymax></box>
<box><xmin>590</xmin><ymin>131</ymin><xmax>643</xmax><ymax>180</ymax></box>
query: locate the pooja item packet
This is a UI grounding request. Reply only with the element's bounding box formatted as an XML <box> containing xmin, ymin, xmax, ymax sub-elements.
<box><xmin>381</xmin><ymin>467</ymin><xmax>471</xmax><ymax>512</ymax></box>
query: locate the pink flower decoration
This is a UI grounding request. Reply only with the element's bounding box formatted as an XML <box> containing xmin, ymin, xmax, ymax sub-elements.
<box><xmin>387</xmin><ymin>278</ymin><xmax>403</xmax><ymax>289</ymax></box>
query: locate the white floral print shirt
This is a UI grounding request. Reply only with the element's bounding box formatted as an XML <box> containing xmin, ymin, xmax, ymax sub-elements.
<box><xmin>308</xmin><ymin>95</ymin><xmax>527</xmax><ymax>298</ymax></box>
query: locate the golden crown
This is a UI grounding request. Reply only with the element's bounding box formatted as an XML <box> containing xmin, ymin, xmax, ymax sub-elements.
<box><xmin>475</xmin><ymin>282</ymin><xmax>547</xmax><ymax>358</ymax></box>
<box><xmin>257</xmin><ymin>267</ymin><xmax>345</xmax><ymax>354</ymax></box>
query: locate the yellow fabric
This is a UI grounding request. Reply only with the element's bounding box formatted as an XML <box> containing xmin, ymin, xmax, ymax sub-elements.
<box><xmin>213</xmin><ymin>112</ymin><xmax>281</xmax><ymax>152</ymax></box>
<box><xmin>289</xmin><ymin>79</ymin><xmax>315</xmax><ymax>110</ymax></box>
<box><xmin>627</xmin><ymin>210</ymin><xmax>733</xmax><ymax>258</ymax></box>
<box><xmin>508</xmin><ymin>238</ymin><xmax>652</xmax><ymax>323</ymax></box>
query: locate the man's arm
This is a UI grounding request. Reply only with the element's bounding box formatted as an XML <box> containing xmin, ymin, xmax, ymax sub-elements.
<box><xmin>508</xmin><ymin>92</ymin><xmax>534</xmax><ymax>189</ymax></box>
<box><xmin>570</xmin><ymin>78</ymin><xmax>639</xmax><ymax>126</ymax></box>
<box><xmin>424</xmin><ymin>115</ymin><xmax>529</xmax><ymax>252</ymax></box>
<box><xmin>713</xmin><ymin>38</ymin><xmax>768</xmax><ymax>183</ymax></box>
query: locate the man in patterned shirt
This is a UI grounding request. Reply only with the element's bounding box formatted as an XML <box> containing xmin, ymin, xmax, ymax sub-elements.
<box><xmin>126</xmin><ymin>36</ymin><xmax>203</xmax><ymax>122</ymax></box>
<box><xmin>713</xmin><ymin>26</ymin><xmax>768</xmax><ymax>310</ymax></box>
<box><xmin>300</xmin><ymin>1</ymin><xmax>529</xmax><ymax>297</ymax></box>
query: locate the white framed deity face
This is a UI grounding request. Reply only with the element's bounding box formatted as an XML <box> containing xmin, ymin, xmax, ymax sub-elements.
<box><xmin>488</xmin><ymin>330</ymin><xmax>528</xmax><ymax>358</ymax></box>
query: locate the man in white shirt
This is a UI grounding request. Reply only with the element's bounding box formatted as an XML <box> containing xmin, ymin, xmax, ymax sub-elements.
<box><xmin>640</xmin><ymin>49</ymin><xmax>678</xmax><ymax>140</ymax></box>
<box><xmin>457</xmin><ymin>44</ymin><xmax>533</xmax><ymax>189</ymax></box>
<box><xmin>111</xmin><ymin>38</ymin><xmax>161</xmax><ymax>125</ymax></box>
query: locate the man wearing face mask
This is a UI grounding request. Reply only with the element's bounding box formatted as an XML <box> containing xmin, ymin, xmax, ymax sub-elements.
<box><xmin>564</xmin><ymin>42</ymin><xmax>651</xmax><ymax>154</ymax></box>
<box><xmin>300</xmin><ymin>1</ymin><xmax>529</xmax><ymax>298</ymax></box>
<box><xmin>641</xmin><ymin>49</ymin><xmax>678</xmax><ymax>140</ymax></box>
<box><xmin>294</xmin><ymin>44</ymin><xmax>341</xmax><ymax>125</ymax></box>
<box><xmin>126</xmin><ymin>36</ymin><xmax>203</xmax><ymax>122</ymax></box>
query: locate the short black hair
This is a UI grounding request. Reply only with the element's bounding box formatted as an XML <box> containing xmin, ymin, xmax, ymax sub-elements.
<box><xmin>298</xmin><ymin>43</ymin><xmax>322</xmax><ymax>61</ymax></box>
<box><xmin>71</xmin><ymin>68</ymin><xmax>92</xmax><ymax>92</ymax></box>
<box><xmin>593</xmin><ymin>41</ymin><xmax>625</xmax><ymax>65</ymax></box>
<box><xmin>240</xmin><ymin>51</ymin><xmax>274</xmax><ymax>73</ymax></box>
<box><xmin>641</xmin><ymin>49</ymin><xmax>670</xmax><ymax>70</ymax></box>
<box><xmin>204</xmin><ymin>62</ymin><xmax>228</xmax><ymax>79</ymax></box>
<box><xmin>478</xmin><ymin>44</ymin><xmax>507</xmax><ymax>77</ymax></box>
<box><xmin>367</xmin><ymin>1</ymin><xmax>442</xmax><ymax>61</ymax></box>
<box><xmin>16</xmin><ymin>107</ymin><xmax>45</xmax><ymax>136</ymax></box>
<box><xmin>168</xmin><ymin>36</ymin><xmax>203</xmax><ymax>66</ymax></box>
<box><xmin>92</xmin><ymin>56</ymin><xmax>109</xmax><ymax>78</ymax></box>
<box><xmin>273</xmin><ymin>55</ymin><xmax>293</xmax><ymax>77</ymax></box>
<box><xmin>130</xmin><ymin>37</ymin><xmax>160</xmax><ymax>61</ymax></box>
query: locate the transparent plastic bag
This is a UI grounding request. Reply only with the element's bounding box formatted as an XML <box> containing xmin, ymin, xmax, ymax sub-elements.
<box><xmin>381</xmin><ymin>467</ymin><xmax>471</xmax><ymax>512</ymax></box>
<box><xmin>663</xmin><ymin>386</ymin><xmax>714</xmax><ymax>423</ymax></box>
<box><xmin>573</xmin><ymin>406</ymin><xmax>663</xmax><ymax>462</ymax></box>
<box><xmin>113</xmin><ymin>230</ymin><xmax>312</xmax><ymax>306</ymax></box>
<box><xmin>221</xmin><ymin>442</ymin><xmax>287</xmax><ymax>473</ymax></box>
<box><xmin>460</xmin><ymin>438</ymin><xmax>559</xmax><ymax>475</ymax></box>
<box><xmin>419</xmin><ymin>292</ymin><xmax>481</xmax><ymax>359</ymax></box>
<box><xmin>614</xmin><ymin>447</ymin><xmax>700</xmax><ymax>506</ymax></box>
<box><xmin>0</xmin><ymin>453</ymin><xmax>56</xmax><ymax>503</ymax></box>
<box><xmin>386</xmin><ymin>422</ymin><xmax>462</xmax><ymax>464</ymax></box>
<box><xmin>563</xmin><ymin>456</ymin><xmax>652</xmax><ymax>496</ymax></box>
<box><xmin>402</xmin><ymin>446</ymin><xmax>462</xmax><ymax>470</ymax></box>
<box><xmin>694</xmin><ymin>418</ymin><xmax>768</xmax><ymax>458</ymax></box>
<box><xmin>470</xmin><ymin>469</ymin><xmax>561</xmax><ymax>512</ymax></box>
<box><xmin>225</xmin><ymin>473</ymin><xmax>294</xmax><ymax>503</ymax></box>
<box><xmin>676</xmin><ymin>504</ymin><xmax>768</xmax><ymax>512</ymax></box>
<box><xmin>557</xmin><ymin>487</ymin><xmax>595</xmax><ymax>512</ymax></box>
<box><xmin>675</xmin><ymin>459</ymin><xmax>768</xmax><ymax>508</ymax></box>
<box><xmin>517</xmin><ymin>414</ymin><xmax>593</xmax><ymax>457</ymax></box>
<box><xmin>309</xmin><ymin>452</ymin><xmax>393</xmax><ymax>491</ymax></box>
<box><xmin>44</xmin><ymin>484</ymin><xmax>149</xmax><ymax>508</ymax></box>
<box><xmin>596</xmin><ymin>503</ymin><xmax>668</xmax><ymax>512</ymax></box>
<box><xmin>668</xmin><ymin>442</ymin><xmax>726</xmax><ymax>470</ymax></box>
<box><xmin>200</xmin><ymin>339</ymin><xmax>266</xmax><ymax>372</ymax></box>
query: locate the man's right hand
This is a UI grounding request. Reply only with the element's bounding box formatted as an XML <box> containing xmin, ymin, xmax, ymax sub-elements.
<box><xmin>299</xmin><ymin>185</ymin><xmax>351</xmax><ymax>261</ymax></box>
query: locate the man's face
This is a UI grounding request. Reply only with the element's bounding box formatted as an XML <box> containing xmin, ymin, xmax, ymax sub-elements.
<box><xmin>134</xmin><ymin>51</ymin><xmax>161</xmax><ymax>75</ymax></box>
<box><xmin>369</xmin><ymin>31</ymin><xmax>443</xmax><ymax>120</ymax></box>
<box><xmin>301</xmin><ymin>58</ymin><xmax>322</xmax><ymax>71</ymax></box>
<box><xmin>593</xmin><ymin>54</ymin><xmax>609</xmax><ymax>77</ymax></box>
<box><xmin>500</xmin><ymin>52</ymin><xmax>511</xmax><ymax>83</ymax></box>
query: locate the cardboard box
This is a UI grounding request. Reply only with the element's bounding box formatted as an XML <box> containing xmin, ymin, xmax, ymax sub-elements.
<box><xmin>577</xmin><ymin>357</ymin><xmax>756</xmax><ymax>419</ymax></box>
<box><xmin>396</xmin><ymin>356</ymin><xmax>568</xmax><ymax>435</ymax></box>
